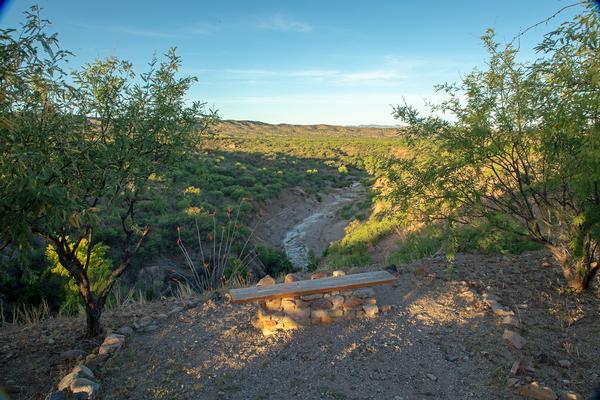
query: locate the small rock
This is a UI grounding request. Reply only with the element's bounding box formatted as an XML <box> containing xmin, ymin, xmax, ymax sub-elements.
<box><xmin>362</xmin><ymin>304</ymin><xmax>379</xmax><ymax>318</ymax></box>
<box><xmin>257</xmin><ymin>275</ymin><xmax>276</xmax><ymax>286</ymax></box>
<box><xmin>559</xmin><ymin>391</ymin><xmax>582</xmax><ymax>400</ymax></box>
<box><xmin>70</xmin><ymin>377</ymin><xmax>100</xmax><ymax>398</ymax></box>
<box><xmin>542</xmin><ymin>261</ymin><xmax>552</xmax><ymax>268</ymax></box>
<box><xmin>115</xmin><ymin>326</ymin><xmax>133</xmax><ymax>335</ymax></box>
<box><xmin>503</xmin><ymin>329</ymin><xmax>526</xmax><ymax>350</ymax></box>
<box><xmin>332</xmin><ymin>270</ymin><xmax>346</xmax><ymax>277</ymax></box>
<box><xmin>379</xmin><ymin>305</ymin><xmax>392</xmax><ymax>313</ymax></box>
<box><xmin>156</xmin><ymin>313</ymin><xmax>168</xmax><ymax>320</ymax></box>
<box><xmin>284</xmin><ymin>273</ymin><xmax>301</xmax><ymax>283</ymax></box>
<box><xmin>426</xmin><ymin>373</ymin><xmax>437</xmax><ymax>381</ymax></box>
<box><xmin>558</xmin><ymin>359</ymin><xmax>572</xmax><ymax>368</ymax></box>
<box><xmin>515</xmin><ymin>382</ymin><xmax>557</xmax><ymax>400</ymax></box>
<box><xmin>506</xmin><ymin>378</ymin><xmax>519</xmax><ymax>388</ymax></box>
<box><xmin>72</xmin><ymin>365</ymin><xmax>95</xmax><ymax>380</ymax></box>
<box><xmin>310</xmin><ymin>298</ymin><xmax>333</xmax><ymax>310</ymax></box>
<box><xmin>310</xmin><ymin>271</ymin><xmax>330</xmax><ymax>280</ymax></box>
<box><xmin>487</xmin><ymin>300</ymin><xmax>515</xmax><ymax>316</ymax></box>
<box><xmin>58</xmin><ymin>372</ymin><xmax>77</xmax><ymax>391</ymax></box>
<box><xmin>510</xmin><ymin>360</ymin><xmax>522</xmax><ymax>376</ymax></box>
<box><xmin>502</xmin><ymin>315</ymin><xmax>519</xmax><ymax>327</ymax></box>
<box><xmin>61</xmin><ymin>349</ymin><xmax>86</xmax><ymax>361</ymax></box>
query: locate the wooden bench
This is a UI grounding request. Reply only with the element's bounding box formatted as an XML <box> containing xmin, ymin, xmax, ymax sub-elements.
<box><xmin>229</xmin><ymin>270</ymin><xmax>397</xmax><ymax>335</ymax></box>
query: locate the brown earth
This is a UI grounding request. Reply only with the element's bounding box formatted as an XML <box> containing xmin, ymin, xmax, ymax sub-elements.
<box><xmin>3</xmin><ymin>250</ymin><xmax>598</xmax><ymax>399</ymax></box>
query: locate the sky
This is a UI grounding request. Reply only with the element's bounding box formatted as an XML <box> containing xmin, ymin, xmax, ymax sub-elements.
<box><xmin>0</xmin><ymin>0</ymin><xmax>588</xmax><ymax>125</ymax></box>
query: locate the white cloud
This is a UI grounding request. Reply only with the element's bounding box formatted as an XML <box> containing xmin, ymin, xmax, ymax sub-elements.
<box><xmin>257</xmin><ymin>13</ymin><xmax>312</xmax><ymax>33</ymax></box>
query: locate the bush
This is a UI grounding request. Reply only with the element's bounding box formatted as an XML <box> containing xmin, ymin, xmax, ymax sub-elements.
<box><xmin>256</xmin><ymin>246</ymin><xmax>294</xmax><ymax>277</ymax></box>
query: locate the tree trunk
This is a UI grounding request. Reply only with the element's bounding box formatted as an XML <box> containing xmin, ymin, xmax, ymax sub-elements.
<box><xmin>85</xmin><ymin>301</ymin><xmax>102</xmax><ymax>338</ymax></box>
<box><xmin>548</xmin><ymin>244</ymin><xmax>599</xmax><ymax>291</ymax></box>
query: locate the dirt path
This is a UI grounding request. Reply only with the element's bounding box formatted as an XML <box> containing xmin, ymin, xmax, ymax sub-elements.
<box><xmin>254</xmin><ymin>183</ymin><xmax>367</xmax><ymax>269</ymax></box>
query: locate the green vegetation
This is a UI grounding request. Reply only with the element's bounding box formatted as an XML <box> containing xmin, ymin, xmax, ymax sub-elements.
<box><xmin>0</xmin><ymin>8</ymin><xmax>214</xmax><ymax>336</ymax></box>
<box><xmin>384</xmin><ymin>6</ymin><xmax>599</xmax><ymax>290</ymax></box>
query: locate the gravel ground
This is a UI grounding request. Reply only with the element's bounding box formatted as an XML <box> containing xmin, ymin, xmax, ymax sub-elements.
<box><xmin>2</xmin><ymin>250</ymin><xmax>598</xmax><ymax>399</ymax></box>
<box><xmin>97</xmin><ymin>251</ymin><xmax>599</xmax><ymax>400</ymax></box>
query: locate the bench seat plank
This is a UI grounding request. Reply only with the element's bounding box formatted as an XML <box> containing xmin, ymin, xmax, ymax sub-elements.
<box><xmin>229</xmin><ymin>270</ymin><xmax>397</xmax><ymax>304</ymax></box>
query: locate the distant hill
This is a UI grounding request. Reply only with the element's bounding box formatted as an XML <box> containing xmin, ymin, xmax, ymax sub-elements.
<box><xmin>216</xmin><ymin>120</ymin><xmax>405</xmax><ymax>138</ymax></box>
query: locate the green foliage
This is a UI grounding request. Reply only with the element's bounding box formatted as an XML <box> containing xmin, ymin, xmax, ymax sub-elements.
<box><xmin>256</xmin><ymin>246</ymin><xmax>294</xmax><ymax>277</ymax></box>
<box><xmin>323</xmin><ymin>216</ymin><xmax>399</xmax><ymax>268</ymax></box>
<box><xmin>0</xmin><ymin>7</ymin><xmax>216</xmax><ymax>335</ymax></box>
<box><xmin>386</xmin><ymin>6</ymin><xmax>600</xmax><ymax>290</ymax></box>
<box><xmin>389</xmin><ymin>221</ymin><xmax>541</xmax><ymax>266</ymax></box>
<box><xmin>46</xmin><ymin>239</ymin><xmax>112</xmax><ymax>314</ymax></box>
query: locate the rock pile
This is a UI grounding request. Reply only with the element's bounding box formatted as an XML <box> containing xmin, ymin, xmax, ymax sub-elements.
<box><xmin>252</xmin><ymin>271</ymin><xmax>380</xmax><ymax>336</ymax></box>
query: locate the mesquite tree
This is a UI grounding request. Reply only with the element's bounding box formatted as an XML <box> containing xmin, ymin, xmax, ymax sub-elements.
<box><xmin>0</xmin><ymin>8</ymin><xmax>216</xmax><ymax>336</ymax></box>
<box><xmin>386</xmin><ymin>6</ymin><xmax>599</xmax><ymax>290</ymax></box>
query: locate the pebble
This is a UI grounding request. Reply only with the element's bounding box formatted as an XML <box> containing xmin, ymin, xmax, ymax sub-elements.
<box><xmin>426</xmin><ymin>373</ymin><xmax>437</xmax><ymax>381</ymax></box>
<box><xmin>503</xmin><ymin>329</ymin><xmax>526</xmax><ymax>350</ymax></box>
<box><xmin>558</xmin><ymin>359</ymin><xmax>572</xmax><ymax>368</ymax></box>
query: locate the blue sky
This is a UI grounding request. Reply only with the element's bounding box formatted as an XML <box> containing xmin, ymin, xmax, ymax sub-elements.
<box><xmin>0</xmin><ymin>1</ymin><xmax>586</xmax><ymax>125</ymax></box>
